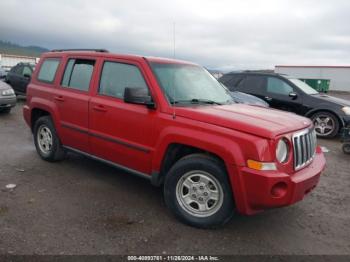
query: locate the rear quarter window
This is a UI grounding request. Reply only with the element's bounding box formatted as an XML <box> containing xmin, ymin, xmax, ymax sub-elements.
<box><xmin>37</xmin><ymin>58</ymin><xmax>61</xmax><ymax>83</ymax></box>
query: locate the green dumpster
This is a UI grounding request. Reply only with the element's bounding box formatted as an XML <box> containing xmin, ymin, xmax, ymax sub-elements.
<box><xmin>299</xmin><ymin>79</ymin><xmax>330</xmax><ymax>93</ymax></box>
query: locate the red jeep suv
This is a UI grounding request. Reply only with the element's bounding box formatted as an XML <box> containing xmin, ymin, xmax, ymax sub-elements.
<box><xmin>23</xmin><ymin>49</ymin><xmax>326</xmax><ymax>228</ymax></box>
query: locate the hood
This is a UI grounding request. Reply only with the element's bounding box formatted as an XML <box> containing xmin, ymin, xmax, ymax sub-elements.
<box><xmin>175</xmin><ymin>104</ymin><xmax>311</xmax><ymax>139</ymax></box>
<box><xmin>230</xmin><ymin>91</ymin><xmax>269</xmax><ymax>107</ymax></box>
<box><xmin>312</xmin><ymin>93</ymin><xmax>350</xmax><ymax>107</ymax></box>
<box><xmin>0</xmin><ymin>81</ymin><xmax>12</xmax><ymax>91</ymax></box>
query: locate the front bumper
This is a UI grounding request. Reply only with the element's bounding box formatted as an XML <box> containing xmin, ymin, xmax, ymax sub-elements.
<box><xmin>0</xmin><ymin>95</ymin><xmax>16</xmax><ymax>108</ymax></box>
<box><xmin>236</xmin><ymin>146</ymin><xmax>326</xmax><ymax>215</ymax></box>
<box><xmin>342</xmin><ymin>115</ymin><xmax>350</xmax><ymax>128</ymax></box>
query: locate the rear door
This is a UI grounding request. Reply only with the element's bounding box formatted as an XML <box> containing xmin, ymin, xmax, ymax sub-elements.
<box><xmin>54</xmin><ymin>57</ymin><xmax>97</xmax><ymax>153</ymax></box>
<box><xmin>8</xmin><ymin>65</ymin><xmax>23</xmax><ymax>93</ymax></box>
<box><xmin>89</xmin><ymin>59</ymin><xmax>157</xmax><ymax>174</ymax></box>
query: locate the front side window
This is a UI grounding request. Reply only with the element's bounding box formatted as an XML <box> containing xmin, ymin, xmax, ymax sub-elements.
<box><xmin>150</xmin><ymin>62</ymin><xmax>233</xmax><ymax>105</ymax></box>
<box><xmin>99</xmin><ymin>62</ymin><xmax>148</xmax><ymax>98</ymax></box>
<box><xmin>38</xmin><ymin>59</ymin><xmax>60</xmax><ymax>83</ymax></box>
<box><xmin>267</xmin><ymin>77</ymin><xmax>294</xmax><ymax>95</ymax></box>
<box><xmin>61</xmin><ymin>59</ymin><xmax>95</xmax><ymax>91</ymax></box>
<box><xmin>23</xmin><ymin>66</ymin><xmax>32</xmax><ymax>76</ymax></box>
<box><xmin>288</xmin><ymin>78</ymin><xmax>318</xmax><ymax>95</ymax></box>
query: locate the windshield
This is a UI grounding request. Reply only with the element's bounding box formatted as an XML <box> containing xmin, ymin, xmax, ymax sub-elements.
<box><xmin>150</xmin><ymin>62</ymin><xmax>234</xmax><ymax>105</ymax></box>
<box><xmin>288</xmin><ymin>78</ymin><xmax>319</xmax><ymax>95</ymax></box>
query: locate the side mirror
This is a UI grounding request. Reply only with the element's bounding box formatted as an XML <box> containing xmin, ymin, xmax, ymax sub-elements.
<box><xmin>23</xmin><ymin>73</ymin><xmax>31</xmax><ymax>79</ymax></box>
<box><xmin>124</xmin><ymin>87</ymin><xmax>155</xmax><ymax>109</ymax></box>
<box><xmin>289</xmin><ymin>92</ymin><xmax>298</xmax><ymax>99</ymax></box>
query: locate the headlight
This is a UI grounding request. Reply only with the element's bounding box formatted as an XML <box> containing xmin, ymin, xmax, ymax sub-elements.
<box><xmin>1</xmin><ymin>89</ymin><xmax>15</xmax><ymax>96</ymax></box>
<box><xmin>342</xmin><ymin>106</ymin><xmax>350</xmax><ymax>115</ymax></box>
<box><xmin>276</xmin><ymin>138</ymin><xmax>289</xmax><ymax>163</ymax></box>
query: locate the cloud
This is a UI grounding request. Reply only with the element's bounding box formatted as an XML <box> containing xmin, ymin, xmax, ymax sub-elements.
<box><xmin>0</xmin><ymin>0</ymin><xmax>349</xmax><ymax>70</ymax></box>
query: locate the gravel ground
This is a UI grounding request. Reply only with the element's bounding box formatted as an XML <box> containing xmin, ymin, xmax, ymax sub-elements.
<box><xmin>0</xmin><ymin>96</ymin><xmax>349</xmax><ymax>255</ymax></box>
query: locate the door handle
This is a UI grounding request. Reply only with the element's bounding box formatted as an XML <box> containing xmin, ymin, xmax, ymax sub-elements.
<box><xmin>54</xmin><ymin>96</ymin><xmax>65</xmax><ymax>102</ymax></box>
<box><xmin>93</xmin><ymin>105</ymin><xmax>107</xmax><ymax>112</ymax></box>
<box><xmin>264</xmin><ymin>96</ymin><xmax>272</xmax><ymax>101</ymax></box>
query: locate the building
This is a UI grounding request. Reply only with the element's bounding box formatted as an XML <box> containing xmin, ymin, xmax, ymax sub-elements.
<box><xmin>275</xmin><ymin>65</ymin><xmax>350</xmax><ymax>92</ymax></box>
<box><xmin>0</xmin><ymin>53</ymin><xmax>39</xmax><ymax>71</ymax></box>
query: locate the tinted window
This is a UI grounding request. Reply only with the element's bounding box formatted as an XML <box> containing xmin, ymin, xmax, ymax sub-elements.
<box><xmin>23</xmin><ymin>66</ymin><xmax>32</xmax><ymax>76</ymax></box>
<box><xmin>99</xmin><ymin>62</ymin><xmax>148</xmax><ymax>98</ymax></box>
<box><xmin>242</xmin><ymin>76</ymin><xmax>266</xmax><ymax>94</ymax></box>
<box><xmin>218</xmin><ymin>74</ymin><xmax>233</xmax><ymax>85</ymax></box>
<box><xmin>13</xmin><ymin>65</ymin><xmax>23</xmax><ymax>75</ymax></box>
<box><xmin>267</xmin><ymin>77</ymin><xmax>293</xmax><ymax>95</ymax></box>
<box><xmin>61</xmin><ymin>59</ymin><xmax>95</xmax><ymax>91</ymax></box>
<box><xmin>38</xmin><ymin>59</ymin><xmax>60</xmax><ymax>83</ymax></box>
<box><xmin>227</xmin><ymin>75</ymin><xmax>245</xmax><ymax>90</ymax></box>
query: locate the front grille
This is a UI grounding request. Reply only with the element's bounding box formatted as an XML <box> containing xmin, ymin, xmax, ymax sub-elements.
<box><xmin>293</xmin><ymin>128</ymin><xmax>317</xmax><ymax>170</ymax></box>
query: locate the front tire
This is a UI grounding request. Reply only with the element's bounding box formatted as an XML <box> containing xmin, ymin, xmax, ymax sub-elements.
<box><xmin>311</xmin><ymin>111</ymin><xmax>340</xmax><ymax>138</ymax></box>
<box><xmin>164</xmin><ymin>154</ymin><xmax>234</xmax><ymax>228</ymax></box>
<box><xmin>33</xmin><ymin>116</ymin><xmax>66</xmax><ymax>162</ymax></box>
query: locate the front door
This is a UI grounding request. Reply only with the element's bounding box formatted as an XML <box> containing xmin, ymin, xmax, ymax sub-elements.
<box><xmin>89</xmin><ymin>60</ymin><xmax>157</xmax><ymax>174</ymax></box>
<box><xmin>265</xmin><ymin>76</ymin><xmax>303</xmax><ymax>114</ymax></box>
<box><xmin>19</xmin><ymin>65</ymin><xmax>32</xmax><ymax>93</ymax></box>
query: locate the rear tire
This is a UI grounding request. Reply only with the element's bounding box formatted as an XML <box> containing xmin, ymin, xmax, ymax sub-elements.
<box><xmin>164</xmin><ymin>154</ymin><xmax>234</xmax><ymax>228</ymax></box>
<box><xmin>311</xmin><ymin>111</ymin><xmax>339</xmax><ymax>138</ymax></box>
<box><xmin>33</xmin><ymin>116</ymin><xmax>66</xmax><ymax>162</ymax></box>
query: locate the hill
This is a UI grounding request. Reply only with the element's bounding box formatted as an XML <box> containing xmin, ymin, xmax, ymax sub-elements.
<box><xmin>0</xmin><ymin>40</ymin><xmax>49</xmax><ymax>57</ymax></box>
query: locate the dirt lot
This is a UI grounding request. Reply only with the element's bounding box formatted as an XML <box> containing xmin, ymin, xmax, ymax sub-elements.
<box><xmin>0</xmin><ymin>96</ymin><xmax>349</xmax><ymax>255</ymax></box>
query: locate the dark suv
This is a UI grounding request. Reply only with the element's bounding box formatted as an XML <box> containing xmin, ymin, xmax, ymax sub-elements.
<box><xmin>6</xmin><ymin>62</ymin><xmax>35</xmax><ymax>95</ymax></box>
<box><xmin>219</xmin><ymin>72</ymin><xmax>350</xmax><ymax>138</ymax></box>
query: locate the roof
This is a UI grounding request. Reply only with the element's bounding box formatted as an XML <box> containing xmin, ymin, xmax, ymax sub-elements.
<box><xmin>226</xmin><ymin>71</ymin><xmax>280</xmax><ymax>76</ymax></box>
<box><xmin>43</xmin><ymin>50</ymin><xmax>196</xmax><ymax>65</ymax></box>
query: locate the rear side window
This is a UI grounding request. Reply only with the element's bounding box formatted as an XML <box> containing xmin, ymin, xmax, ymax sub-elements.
<box><xmin>38</xmin><ymin>59</ymin><xmax>60</xmax><ymax>83</ymax></box>
<box><xmin>99</xmin><ymin>62</ymin><xmax>148</xmax><ymax>99</ymax></box>
<box><xmin>242</xmin><ymin>76</ymin><xmax>266</xmax><ymax>95</ymax></box>
<box><xmin>218</xmin><ymin>74</ymin><xmax>233</xmax><ymax>85</ymax></box>
<box><xmin>62</xmin><ymin>59</ymin><xmax>95</xmax><ymax>91</ymax></box>
<box><xmin>61</xmin><ymin>59</ymin><xmax>95</xmax><ymax>91</ymax></box>
<box><xmin>226</xmin><ymin>75</ymin><xmax>245</xmax><ymax>90</ymax></box>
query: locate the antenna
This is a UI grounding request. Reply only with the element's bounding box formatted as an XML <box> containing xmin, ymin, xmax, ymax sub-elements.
<box><xmin>172</xmin><ymin>22</ymin><xmax>176</xmax><ymax>120</ymax></box>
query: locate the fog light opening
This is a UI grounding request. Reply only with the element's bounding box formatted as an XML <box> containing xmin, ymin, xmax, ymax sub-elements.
<box><xmin>271</xmin><ymin>182</ymin><xmax>288</xmax><ymax>198</ymax></box>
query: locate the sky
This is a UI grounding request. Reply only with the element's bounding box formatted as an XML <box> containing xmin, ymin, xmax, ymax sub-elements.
<box><xmin>0</xmin><ymin>0</ymin><xmax>349</xmax><ymax>71</ymax></box>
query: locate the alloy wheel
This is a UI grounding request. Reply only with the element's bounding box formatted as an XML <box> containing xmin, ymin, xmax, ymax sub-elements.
<box><xmin>313</xmin><ymin>115</ymin><xmax>335</xmax><ymax>136</ymax></box>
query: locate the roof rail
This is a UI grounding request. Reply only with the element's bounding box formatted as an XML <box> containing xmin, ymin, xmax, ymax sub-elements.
<box><xmin>50</xmin><ymin>49</ymin><xmax>109</xmax><ymax>53</ymax></box>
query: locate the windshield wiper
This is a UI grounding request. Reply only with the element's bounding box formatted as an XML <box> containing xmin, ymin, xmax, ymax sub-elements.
<box><xmin>172</xmin><ymin>99</ymin><xmax>222</xmax><ymax>105</ymax></box>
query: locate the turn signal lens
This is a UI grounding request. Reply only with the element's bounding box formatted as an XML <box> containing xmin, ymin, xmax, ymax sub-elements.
<box><xmin>247</xmin><ymin>160</ymin><xmax>277</xmax><ymax>171</ymax></box>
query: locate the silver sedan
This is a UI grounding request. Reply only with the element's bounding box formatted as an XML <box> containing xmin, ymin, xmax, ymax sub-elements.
<box><xmin>0</xmin><ymin>81</ymin><xmax>16</xmax><ymax>114</ymax></box>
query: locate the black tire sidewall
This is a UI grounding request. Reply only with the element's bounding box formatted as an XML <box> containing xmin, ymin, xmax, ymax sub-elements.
<box><xmin>312</xmin><ymin>112</ymin><xmax>340</xmax><ymax>138</ymax></box>
<box><xmin>164</xmin><ymin>154</ymin><xmax>234</xmax><ymax>228</ymax></box>
<box><xmin>33</xmin><ymin>116</ymin><xmax>62</xmax><ymax>161</ymax></box>
<box><xmin>343</xmin><ymin>144</ymin><xmax>350</xmax><ymax>154</ymax></box>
